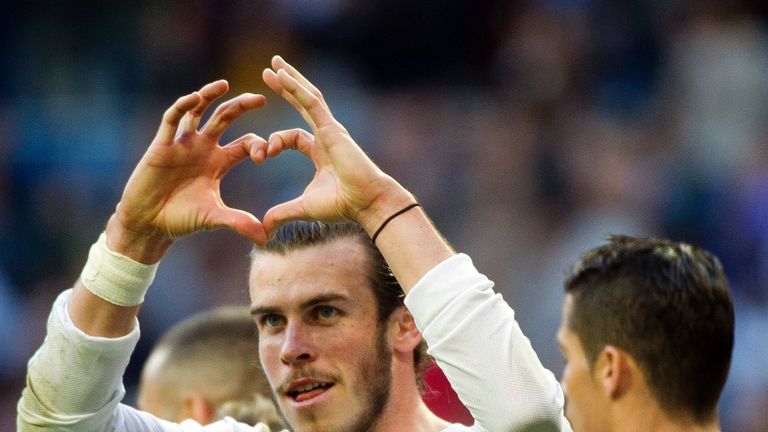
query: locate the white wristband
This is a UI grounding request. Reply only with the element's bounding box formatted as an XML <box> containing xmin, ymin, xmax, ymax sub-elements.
<box><xmin>80</xmin><ymin>232</ymin><xmax>159</xmax><ymax>306</ymax></box>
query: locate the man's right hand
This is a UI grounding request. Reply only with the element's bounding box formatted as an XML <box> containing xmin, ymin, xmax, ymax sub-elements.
<box><xmin>109</xmin><ymin>80</ymin><xmax>269</xmax><ymax>263</ymax></box>
<box><xmin>258</xmin><ymin>56</ymin><xmax>454</xmax><ymax>292</ymax></box>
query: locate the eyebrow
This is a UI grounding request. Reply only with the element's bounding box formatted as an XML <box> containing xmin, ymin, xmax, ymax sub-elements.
<box><xmin>250</xmin><ymin>293</ymin><xmax>351</xmax><ymax>316</ymax></box>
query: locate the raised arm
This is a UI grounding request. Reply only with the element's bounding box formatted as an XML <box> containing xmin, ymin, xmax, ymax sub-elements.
<box><xmin>19</xmin><ymin>80</ymin><xmax>272</xmax><ymax>432</ymax></box>
<box><xmin>258</xmin><ymin>57</ymin><xmax>454</xmax><ymax>291</ymax></box>
<box><xmin>71</xmin><ymin>80</ymin><xmax>268</xmax><ymax>337</ymax></box>
<box><xmin>257</xmin><ymin>56</ymin><xmax>570</xmax><ymax>431</ymax></box>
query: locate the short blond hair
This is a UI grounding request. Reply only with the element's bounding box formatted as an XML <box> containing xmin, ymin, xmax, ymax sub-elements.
<box><xmin>140</xmin><ymin>306</ymin><xmax>285</xmax><ymax>429</ymax></box>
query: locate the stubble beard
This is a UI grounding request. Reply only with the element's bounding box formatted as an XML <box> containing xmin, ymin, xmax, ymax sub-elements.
<box><xmin>271</xmin><ymin>325</ymin><xmax>393</xmax><ymax>432</ymax></box>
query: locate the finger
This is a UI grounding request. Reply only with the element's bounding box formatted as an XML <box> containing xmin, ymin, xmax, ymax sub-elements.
<box><xmin>263</xmin><ymin>197</ymin><xmax>307</xmax><ymax>239</ymax></box>
<box><xmin>267</xmin><ymin>128</ymin><xmax>315</xmax><ymax>158</ymax></box>
<box><xmin>178</xmin><ymin>80</ymin><xmax>229</xmax><ymax>133</ymax></box>
<box><xmin>222</xmin><ymin>132</ymin><xmax>269</xmax><ymax>164</ymax></box>
<box><xmin>262</xmin><ymin>68</ymin><xmax>316</xmax><ymax>129</ymax></box>
<box><xmin>271</xmin><ymin>56</ymin><xmax>326</xmax><ymax>108</ymax></box>
<box><xmin>209</xmin><ymin>206</ymin><xmax>268</xmax><ymax>245</ymax></box>
<box><xmin>201</xmin><ymin>93</ymin><xmax>267</xmax><ymax>139</ymax></box>
<box><xmin>155</xmin><ymin>92</ymin><xmax>201</xmax><ymax>144</ymax></box>
<box><xmin>262</xmin><ymin>67</ymin><xmax>284</xmax><ymax>96</ymax></box>
<box><xmin>276</xmin><ymin>69</ymin><xmax>337</xmax><ymax>129</ymax></box>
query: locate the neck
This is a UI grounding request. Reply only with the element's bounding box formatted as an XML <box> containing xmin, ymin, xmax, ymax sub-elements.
<box><xmin>611</xmin><ymin>399</ymin><xmax>720</xmax><ymax>432</ymax></box>
<box><xmin>614</xmin><ymin>418</ymin><xmax>720</xmax><ymax>432</ymax></box>
<box><xmin>373</xmin><ymin>392</ymin><xmax>450</xmax><ymax>432</ymax></box>
<box><xmin>372</xmin><ymin>362</ymin><xmax>451</xmax><ymax>432</ymax></box>
<box><xmin>375</xmin><ymin>399</ymin><xmax>450</xmax><ymax>432</ymax></box>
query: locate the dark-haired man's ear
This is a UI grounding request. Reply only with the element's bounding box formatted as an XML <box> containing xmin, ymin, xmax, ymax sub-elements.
<box><xmin>389</xmin><ymin>307</ymin><xmax>422</xmax><ymax>354</ymax></box>
<box><xmin>596</xmin><ymin>345</ymin><xmax>633</xmax><ymax>400</ymax></box>
<box><xmin>182</xmin><ymin>392</ymin><xmax>216</xmax><ymax>425</ymax></box>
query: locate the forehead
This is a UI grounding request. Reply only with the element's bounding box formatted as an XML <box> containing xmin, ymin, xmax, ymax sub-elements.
<box><xmin>248</xmin><ymin>238</ymin><xmax>374</xmax><ymax>308</ymax></box>
<box><xmin>558</xmin><ymin>295</ymin><xmax>591</xmax><ymax>362</ymax></box>
<box><xmin>561</xmin><ymin>294</ymin><xmax>574</xmax><ymax>322</ymax></box>
<box><xmin>557</xmin><ymin>295</ymin><xmax>575</xmax><ymax>343</ymax></box>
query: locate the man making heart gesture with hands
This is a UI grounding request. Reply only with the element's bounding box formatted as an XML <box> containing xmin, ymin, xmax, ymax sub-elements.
<box><xmin>19</xmin><ymin>57</ymin><xmax>571</xmax><ymax>432</ymax></box>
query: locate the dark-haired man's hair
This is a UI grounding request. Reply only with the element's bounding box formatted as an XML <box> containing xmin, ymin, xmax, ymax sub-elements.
<box><xmin>251</xmin><ymin>221</ymin><xmax>432</xmax><ymax>384</ymax></box>
<box><xmin>564</xmin><ymin>235</ymin><xmax>734</xmax><ymax>422</ymax></box>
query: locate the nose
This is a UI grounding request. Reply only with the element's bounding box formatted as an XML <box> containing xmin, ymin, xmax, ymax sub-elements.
<box><xmin>280</xmin><ymin>321</ymin><xmax>317</xmax><ymax>365</ymax></box>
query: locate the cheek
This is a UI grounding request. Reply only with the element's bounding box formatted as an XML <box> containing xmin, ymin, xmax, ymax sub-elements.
<box><xmin>561</xmin><ymin>364</ymin><xmax>572</xmax><ymax>396</ymax></box>
<box><xmin>562</xmin><ymin>362</ymin><xmax>595</xmax><ymax>427</ymax></box>
<box><xmin>561</xmin><ymin>367</ymin><xmax>578</xmax><ymax>426</ymax></box>
<box><xmin>562</xmin><ymin>363</ymin><xmax>585</xmax><ymax>412</ymax></box>
<box><xmin>258</xmin><ymin>339</ymin><xmax>282</xmax><ymax>378</ymax></box>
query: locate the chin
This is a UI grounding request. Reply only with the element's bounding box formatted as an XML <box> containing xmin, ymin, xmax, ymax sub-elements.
<box><xmin>288</xmin><ymin>418</ymin><xmax>343</xmax><ymax>432</ymax></box>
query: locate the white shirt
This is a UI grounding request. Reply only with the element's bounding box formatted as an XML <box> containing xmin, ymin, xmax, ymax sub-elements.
<box><xmin>18</xmin><ymin>254</ymin><xmax>569</xmax><ymax>431</ymax></box>
<box><xmin>407</xmin><ymin>254</ymin><xmax>571</xmax><ymax>432</ymax></box>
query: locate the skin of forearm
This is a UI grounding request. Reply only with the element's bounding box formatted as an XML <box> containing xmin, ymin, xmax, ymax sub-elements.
<box><xmin>104</xmin><ymin>213</ymin><xmax>174</xmax><ymax>264</ymax></box>
<box><xmin>68</xmin><ymin>282</ymin><xmax>141</xmax><ymax>338</ymax></box>
<box><xmin>67</xmin><ymin>214</ymin><xmax>172</xmax><ymax>338</ymax></box>
<box><xmin>356</xmin><ymin>182</ymin><xmax>456</xmax><ymax>293</ymax></box>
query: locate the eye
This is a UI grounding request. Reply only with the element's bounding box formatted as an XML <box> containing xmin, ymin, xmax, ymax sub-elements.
<box><xmin>261</xmin><ymin>313</ymin><xmax>286</xmax><ymax>328</ymax></box>
<box><xmin>315</xmin><ymin>305</ymin><xmax>339</xmax><ymax>320</ymax></box>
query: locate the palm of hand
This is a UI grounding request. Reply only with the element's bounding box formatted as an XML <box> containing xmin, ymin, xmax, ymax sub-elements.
<box><xmin>298</xmin><ymin>167</ymin><xmax>351</xmax><ymax>224</ymax></box>
<box><xmin>302</xmin><ymin>160</ymin><xmax>382</xmax><ymax>224</ymax></box>
<box><xmin>114</xmin><ymin>81</ymin><xmax>268</xmax><ymax>244</ymax></box>
<box><xmin>258</xmin><ymin>57</ymin><xmax>407</xmax><ymax>236</ymax></box>
<box><xmin>119</xmin><ymin>139</ymin><xmax>234</xmax><ymax>239</ymax></box>
<box><xmin>262</xmin><ymin>121</ymin><xmax>391</xmax><ymax>235</ymax></box>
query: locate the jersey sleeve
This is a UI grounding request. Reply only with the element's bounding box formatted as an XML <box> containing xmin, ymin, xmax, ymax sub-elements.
<box><xmin>405</xmin><ymin>254</ymin><xmax>572</xmax><ymax>432</ymax></box>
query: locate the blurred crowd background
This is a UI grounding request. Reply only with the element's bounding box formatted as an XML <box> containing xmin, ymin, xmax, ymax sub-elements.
<box><xmin>2</xmin><ymin>0</ymin><xmax>768</xmax><ymax>430</ymax></box>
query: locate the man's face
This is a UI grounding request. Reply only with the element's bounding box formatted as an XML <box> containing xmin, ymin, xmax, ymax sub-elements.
<box><xmin>249</xmin><ymin>238</ymin><xmax>393</xmax><ymax>432</ymax></box>
<box><xmin>557</xmin><ymin>295</ymin><xmax>608</xmax><ymax>432</ymax></box>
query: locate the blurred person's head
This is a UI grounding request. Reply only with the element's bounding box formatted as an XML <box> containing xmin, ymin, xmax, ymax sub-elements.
<box><xmin>557</xmin><ymin>235</ymin><xmax>734</xmax><ymax>431</ymax></box>
<box><xmin>248</xmin><ymin>221</ymin><xmax>432</xmax><ymax>432</ymax></box>
<box><xmin>137</xmin><ymin>306</ymin><xmax>284</xmax><ymax>429</ymax></box>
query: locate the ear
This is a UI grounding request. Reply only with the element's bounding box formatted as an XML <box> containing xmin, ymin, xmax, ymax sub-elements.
<box><xmin>388</xmin><ymin>306</ymin><xmax>422</xmax><ymax>354</ymax></box>
<box><xmin>594</xmin><ymin>345</ymin><xmax>633</xmax><ymax>400</ymax></box>
<box><xmin>181</xmin><ymin>392</ymin><xmax>216</xmax><ymax>425</ymax></box>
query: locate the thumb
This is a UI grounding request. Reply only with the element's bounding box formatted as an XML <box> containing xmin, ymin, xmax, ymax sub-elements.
<box><xmin>263</xmin><ymin>196</ymin><xmax>308</xmax><ymax>239</ymax></box>
<box><xmin>209</xmin><ymin>206</ymin><xmax>267</xmax><ymax>245</ymax></box>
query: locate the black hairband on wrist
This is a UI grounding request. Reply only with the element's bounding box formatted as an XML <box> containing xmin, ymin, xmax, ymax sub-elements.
<box><xmin>371</xmin><ymin>203</ymin><xmax>421</xmax><ymax>245</ymax></box>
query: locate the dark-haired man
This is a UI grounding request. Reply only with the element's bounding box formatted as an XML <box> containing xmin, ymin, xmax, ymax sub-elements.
<box><xmin>557</xmin><ymin>236</ymin><xmax>733</xmax><ymax>431</ymax></box>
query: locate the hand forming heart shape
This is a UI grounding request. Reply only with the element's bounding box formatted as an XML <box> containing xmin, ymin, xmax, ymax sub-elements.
<box><xmin>112</xmin><ymin>56</ymin><xmax>412</xmax><ymax>257</ymax></box>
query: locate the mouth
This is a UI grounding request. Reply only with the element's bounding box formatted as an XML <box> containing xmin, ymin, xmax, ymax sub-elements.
<box><xmin>285</xmin><ymin>380</ymin><xmax>335</xmax><ymax>403</ymax></box>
